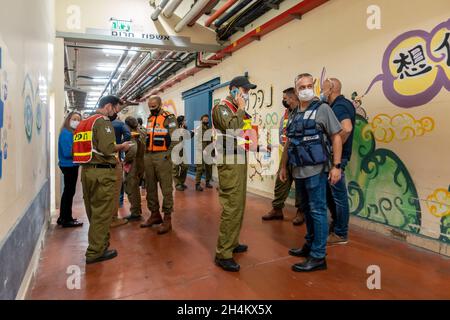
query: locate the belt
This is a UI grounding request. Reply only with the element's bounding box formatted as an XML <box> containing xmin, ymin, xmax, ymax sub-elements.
<box><xmin>84</xmin><ymin>164</ymin><xmax>116</xmax><ymax>169</ymax></box>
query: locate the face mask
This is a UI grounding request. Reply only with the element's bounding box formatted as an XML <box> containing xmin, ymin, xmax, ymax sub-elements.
<box><xmin>242</xmin><ymin>93</ymin><xmax>249</xmax><ymax>102</ymax></box>
<box><xmin>70</xmin><ymin>120</ymin><xmax>80</xmax><ymax>129</ymax></box>
<box><xmin>202</xmin><ymin>121</ymin><xmax>209</xmax><ymax>126</ymax></box>
<box><xmin>282</xmin><ymin>100</ymin><xmax>290</xmax><ymax>108</ymax></box>
<box><xmin>320</xmin><ymin>92</ymin><xmax>328</xmax><ymax>103</ymax></box>
<box><xmin>108</xmin><ymin>113</ymin><xmax>118</xmax><ymax>122</ymax></box>
<box><xmin>298</xmin><ymin>88</ymin><xmax>315</xmax><ymax>102</ymax></box>
<box><xmin>150</xmin><ymin>107</ymin><xmax>160</xmax><ymax>115</ymax></box>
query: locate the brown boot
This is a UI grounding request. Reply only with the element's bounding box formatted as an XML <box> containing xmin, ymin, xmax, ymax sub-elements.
<box><xmin>110</xmin><ymin>216</ymin><xmax>129</xmax><ymax>228</ymax></box>
<box><xmin>262</xmin><ymin>208</ymin><xmax>284</xmax><ymax>221</ymax></box>
<box><xmin>292</xmin><ymin>209</ymin><xmax>305</xmax><ymax>226</ymax></box>
<box><xmin>140</xmin><ymin>211</ymin><xmax>163</xmax><ymax>228</ymax></box>
<box><xmin>157</xmin><ymin>214</ymin><xmax>172</xmax><ymax>234</ymax></box>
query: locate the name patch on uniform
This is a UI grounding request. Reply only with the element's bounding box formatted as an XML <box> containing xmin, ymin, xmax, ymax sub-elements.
<box><xmin>169</xmin><ymin>122</ymin><xmax>177</xmax><ymax>128</ymax></box>
<box><xmin>304</xmin><ymin>110</ymin><xmax>317</xmax><ymax>119</ymax></box>
<box><xmin>222</xmin><ymin>110</ymin><xmax>229</xmax><ymax>116</ymax></box>
<box><xmin>105</xmin><ymin>127</ymin><xmax>112</xmax><ymax>133</ymax></box>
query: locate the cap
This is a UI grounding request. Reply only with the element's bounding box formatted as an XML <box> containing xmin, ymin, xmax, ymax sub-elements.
<box><xmin>229</xmin><ymin>76</ymin><xmax>257</xmax><ymax>90</ymax></box>
<box><xmin>98</xmin><ymin>95</ymin><xmax>122</xmax><ymax>108</ymax></box>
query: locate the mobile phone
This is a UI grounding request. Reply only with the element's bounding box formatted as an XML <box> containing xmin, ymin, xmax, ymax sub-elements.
<box><xmin>231</xmin><ymin>88</ymin><xmax>240</xmax><ymax>98</ymax></box>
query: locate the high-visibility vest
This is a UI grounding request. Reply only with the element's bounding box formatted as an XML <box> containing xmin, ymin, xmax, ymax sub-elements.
<box><xmin>219</xmin><ymin>99</ymin><xmax>258</xmax><ymax>152</ymax></box>
<box><xmin>146</xmin><ymin>111</ymin><xmax>171</xmax><ymax>152</ymax></box>
<box><xmin>73</xmin><ymin>114</ymin><xmax>104</xmax><ymax>163</ymax></box>
<box><xmin>281</xmin><ymin>109</ymin><xmax>290</xmax><ymax>145</ymax></box>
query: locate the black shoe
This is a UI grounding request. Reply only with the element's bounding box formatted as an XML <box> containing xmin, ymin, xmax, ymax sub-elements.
<box><xmin>175</xmin><ymin>184</ymin><xmax>185</xmax><ymax>191</ymax></box>
<box><xmin>125</xmin><ymin>214</ymin><xmax>142</xmax><ymax>221</ymax></box>
<box><xmin>196</xmin><ymin>184</ymin><xmax>204</xmax><ymax>192</ymax></box>
<box><xmin>62</xmin><ymin>220</ymin><xmax>84</xmax><ymax>228</ymax></box>
<box><xmin>215</xmin><ymin>257</ymin><xmax>240</xmax><ymax>272</ymax></box>
<box><xmin>232</xmin><ymin>244</ymin><xmax>248</xmax><ymax>254</ymax></box>
<box><xmin>292</xmin><ymin>257</ymin><xmax>327</xmax><ymax>272</ymax></box>
<box><xmin>182</xmin><ymin>184</ymin><xmax>188</xmax><ymax>189</ymax></box>
<box><xmin>57</xmin><ymin>217</ymin><xmax>63</xmax><ymax>225</ymax></box>
<box><xmin>205</xmin><ymin>182</ymin><xmax>213</xmax><ymax>189</ymax></box>
<box><xmin>86</xmin><ymin>249</ymin><xmax>118</xmax><ymax>265</ymax></box>
<box><xmin>289</xmin><ymin>245</ymin><xmax>310</xmax><ymax>257</ymax></box>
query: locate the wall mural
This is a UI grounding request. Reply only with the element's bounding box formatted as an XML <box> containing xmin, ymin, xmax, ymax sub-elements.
<box><xmin>162</xmin><ymin>99</ymin><xmax>177</xmax><ymax>116</ymax></box>
<box><xmin>346</xmin><ymin>114</ymin><xmax>422</xmax><ymax>234</ymax></box>
<box><xmin>245</xmin><ymin>85</ymin><xmax>277</xmax><ymax>182</ymax></box>
<box><xmin>347</xmin><ymin>19</ymin><xmax>450</xmax><ymax>244</ymax></box>
<box><xmin>363</xmin><ymin>113</ymin><xmax>435</xmax><ymax>143</ymax></box>
<box><xmin>22</xmin><ymin>74</ymin><xmax>34</xmax><ymax>143</ymax></box>
<box><xmin>364</xmin><ymin>19</ymin><xmax>450</xmax><ymax>108</ymax></box>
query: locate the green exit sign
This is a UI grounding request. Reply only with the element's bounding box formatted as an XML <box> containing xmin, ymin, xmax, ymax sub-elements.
<box><xmin>111</xmin><ymin>19</ymin><xmax>132</xmax><ymax>32</ymax></box>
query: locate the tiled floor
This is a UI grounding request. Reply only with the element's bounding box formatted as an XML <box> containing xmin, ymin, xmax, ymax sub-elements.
<box><xmin>28</xmin><ymin>177</ymin><xmax>450</xmax><ymax>299</ymax></box>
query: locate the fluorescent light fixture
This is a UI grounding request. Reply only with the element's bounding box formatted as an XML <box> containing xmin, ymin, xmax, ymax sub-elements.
<box><xmin>92</xmin><ymin>78</ymin><xmax>108</xmax><ymax>83</ymax></box>
<box><xmin>96</xmin><ymin>64</ymin><xmax>127</xmax><ymax>72</ymax></box>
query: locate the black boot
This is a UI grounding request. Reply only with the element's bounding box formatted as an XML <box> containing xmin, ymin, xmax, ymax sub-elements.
<box><xmin>288</xmin><ymin>245</ymin><xmax>310</xmax><ymax>257</ymax></box>
<box><xmin>196</xmin><ymin>184</ymin><xmax>204</xmax><ymax>192</ymax></box>
<box><xmin>86</xmin><ymin>249</ymin><xmax>118</xmax><ymax>264</ymax></box>
<box><xmin>232</xmin><ymin>244</ymin><xmax>248</xmax><ymax>254</ymax></box>
<box><xmin>215</xmin><ymin>257</ymin><xmax>240</xmax><ymax>272</ymax></box>
<box><xmin>292</xmin><ymin>256</ymin><xmax>327</xmax><ymax>272</ymax></box>
<box><xmin>205</xmin><ymin>182</ymin><xmax>213</xmax><ymax>189</ymax></box>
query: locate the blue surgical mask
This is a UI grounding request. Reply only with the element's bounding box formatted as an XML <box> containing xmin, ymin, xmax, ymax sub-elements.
<box><xmin>320</xmin><ymin>92</ymin><xmax>328</xmax><ymax>103</ymax></box>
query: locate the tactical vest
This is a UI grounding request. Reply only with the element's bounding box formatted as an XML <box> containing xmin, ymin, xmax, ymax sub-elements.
<box><xmin>73</xmin><ymin>114</ymin><xmax>104</xmax><ymax>164</ymax></box>
<box><xmin>286</xmin><ymin>101</ymin><xmax>330</xmax><ymax>167</ymax></box>
<box><xmin>146</xmin><ymin>111</ymin><xmax>172</xmax><ymax>152</ymax></box>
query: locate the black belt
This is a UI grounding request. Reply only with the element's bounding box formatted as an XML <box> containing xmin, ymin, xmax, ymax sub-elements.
<box><xmin>85</xmin><ymin>164</ymin><xmax>116</xmax><ymax>169</ymax></box>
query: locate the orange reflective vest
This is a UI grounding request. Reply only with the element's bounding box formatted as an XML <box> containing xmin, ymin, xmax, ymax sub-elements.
<box><xmin>220</xmin><ymin>99</ymin><xmax>258</xmax><ymax>152</ymax></box>
<box><xmin>73</xmin><ymin>114</ymin><xmax>103</xmax><ymax>164</ymax></box>
<box><xmin>146</xmin><ymin>111</ymin><xmax>171</xmax><ymax>152</ymax></box>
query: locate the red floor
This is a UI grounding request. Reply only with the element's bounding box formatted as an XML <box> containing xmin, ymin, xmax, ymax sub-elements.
<box><xmin>28</xmin><ymin>177</ymin><xmax>450</xmax><ymax>300</ymax></box>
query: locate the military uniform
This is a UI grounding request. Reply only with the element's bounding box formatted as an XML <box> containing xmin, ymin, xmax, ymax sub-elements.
<box><xmin>195</xmin><ymin>123</ymin><xmax>213</xmax><ymax>187</ymax></box>
<box><xmin>124</xmin><ymin>127</ymin><xmax>146</xmax><ymax>218</ymax></box>
<box><xmin>141</xmin><ymin>108</ymin><xmax>177</xmax><ymax>234</ymax></box>
<box><xmin>212</xmin><ymin>96</ymin><xmax>249</xmax><ymax>260</ymax></box>
<box><xmin>76</xmin><ymin>115</ymin><xmax>117</xmax><ymax>261</ymax></box>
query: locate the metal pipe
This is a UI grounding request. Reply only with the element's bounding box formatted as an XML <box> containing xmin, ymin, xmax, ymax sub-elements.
<box><xmin>113</xmin><ymin>51</ymin><xmax>143</xmax><ymax>91</ymax></box>
<box><xmin>120</xmin><ymin>51</ymin><xmax>170</xmax><ymax>98</ymax></box>
<box><xmin>174</xmin><ymin>0</ymin><xmax>211</xmax><ymax>33</ymax></box>
<box><xmin>131</xmin><ymin>53</ymin><xmax>191</xmax><ymax>99</ymax></box>
<box><xmin>118</xmin><ymin>53</ymin><xmax>155</xmax><ymax>97</ymax></box>
<box><xmin>162</xmin><ymin>0</ymin><xmax>183</xmax><ymax>18</ymax></box>
<box><xmin>187</xmin><ymin>0</ymin><xmax>220</xmax><ymax>27</ymax></box>
<box><xmin>72</xmin><ymin>47</ymin><xmax>79</xmax><ymax>88</ymax></box>
<box><xmin>151</xmin><ymin>0</ymin><xmax>170</xmax><ymax>21</ymax></box>
<box><xmin>205</xmin><ymin>0</ymin><xmax>238</xmax><ymax>27</ymax></box>
<box><xmin>126</xmin><ymin>52</ymin><xmax>178</xmax><ymax>98</ymax></box>
<box><xmin>214</xmin><ymin>0</ymin><xmax>253</xmax><ymax>28</ymax></box>
<box><xmin>97</xmin><ymin>49</ymin><xmax>129</xmax><ymax>105</ymax></box>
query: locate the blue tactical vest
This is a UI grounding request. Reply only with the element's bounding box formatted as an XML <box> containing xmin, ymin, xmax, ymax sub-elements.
<box><xmin>286</xmin><ymin>100</ymin><xmax>330</xmax><ymax>167</ymax></box>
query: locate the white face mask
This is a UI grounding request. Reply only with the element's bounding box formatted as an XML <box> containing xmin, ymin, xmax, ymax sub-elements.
<box><xmin>298</xmin><ymin>89</ymin><xmax>315</xmax><ymax>102</ymax></box>
<box><xmin>242</xmin><ymin>93</ymin><xmax>249</xmax><ymax>102</ymax></box>
<box><xmin>70</xmin><ymin>120</ymin><xmax>80</xmax><ymax>129</ymax></box>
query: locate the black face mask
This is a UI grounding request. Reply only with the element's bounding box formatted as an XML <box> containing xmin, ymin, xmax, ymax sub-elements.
<box><xmin>202</xmin><ymin>121</ymin><xmax>209</xmax><ymax>126</ymax></box>
<box><xmin>282</xmin><ymin>100</ymin><xmax>290</xmax><ymax>108</ymax></box>
<box><xmin>150</xmin><ymin>107</ymin><xmax>160</xmax><ymax>116</ymax></box>
<box><xmin>108</xmin><ymin>113</ymin><xmax>118</xmax><ymax>121</ymax></box>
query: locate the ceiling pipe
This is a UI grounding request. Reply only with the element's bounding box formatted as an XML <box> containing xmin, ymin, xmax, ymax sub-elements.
<box><xmin>64</xmin><ymin>45</ymin><xmax>72</xmax><ymax>86</ymax></box>
<box><xmin>151</xmin><ymin>0</ymin><xmax>170</xmax><ymax>21</ymax></box>
<box><xmin>113</xmin><ymin>51</ymin><xmax>143</xmax><ymax>91</ymax></box>
<box><xmin>126</xmin><ymin>52</ymin><xmax>179</xmax><ymax>98</ymax></box>
<box><xmin>162</xmin><ymin>0</ymin><xmax>183</xmax><ymax>18</ymax></box>
<box><xmin>204</xmin><ymin>0</ymin><xmax>238</xmax><ymax>27</ymax></box>
<box><xmin>214</xmin><ymin>0</ymin><xmax>253</xmax><ymax>28</ymax></box>
<box><xmin>174</xmin><ymin>0</ymin><xmax>211</xmax><ymax>33</ymax></box>
<box><xmin>121</xmin><ymin>51</ymin><xmax>174</xmax><ymax>99</ymax></box>
<box><xmin>145</xmin><ymin>0</ymin><xmax>329</xmax><ymax>96</ymax></box>
<box><xmin>118</xmin><ymin>53</ymin><xmax>156</xmax><ymax>97</ymax></box>
<box><xmin>187</xmin><ymin>0</ymin><xmax>221</xmax><ymax>27</ymax></box>
<box><xmin>97</xmin><ymin>49</ymin><xmax>129</xmax><ymax>106</ymax></box>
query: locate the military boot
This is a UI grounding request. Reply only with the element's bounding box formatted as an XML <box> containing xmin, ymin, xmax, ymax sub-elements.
<box><xmin>157</xmin><ymin>214</ymin><xmax>172</xmax><ymax>234</ymax></box>
<box><xmin>140</xmin><ymin>211</ymin><xmax>163</xmax><ymax>228</ymax></box>
<box><xmin>262</xmin><ymin>208</ymin><xmax>284</xmax><ymax>221</ymax></box>
<box><xmin>110</xmin><ymin>216</ymin><xmax>129</xmax><ymax>228</ymax></box>
<box><xmin>292</xmin><ymin>209</ymin><xmax>305</xmax><ymax>226</ymax></box>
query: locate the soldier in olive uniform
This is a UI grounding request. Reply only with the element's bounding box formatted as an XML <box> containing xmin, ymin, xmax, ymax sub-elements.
<box><xmin>194</xmin><ymin>114</ymin><xmax>213</xmax><ymax>191</ymax></box>
<box><xmin>123</xmin><ymin>116</ymin><xmax>146</xmax><ymax>220</ymax></box>
<box><xmin>75</xmin><ymin>96</ymin><xmax>132</xmax><ymax>264</ymax></box>
<box><xmin>172</xmin><ymin>115</ymin><xmax>191</xmax><ymax>191</ymax></box>
<box><xmin>140</xmin><ymin>95</ymin><xmax>177</xmax><ymax>234</ymax></box>
<box><xmin>212</xmin><ymin>76</ymin><xmax>257</xmax><ymax>272</ymax></box>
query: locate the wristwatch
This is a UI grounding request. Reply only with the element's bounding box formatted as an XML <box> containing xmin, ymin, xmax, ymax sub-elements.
<box><xmin>333</xmin><ymin>163</ymin><xmax>342</xmax><ymax>169</ymax></box>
